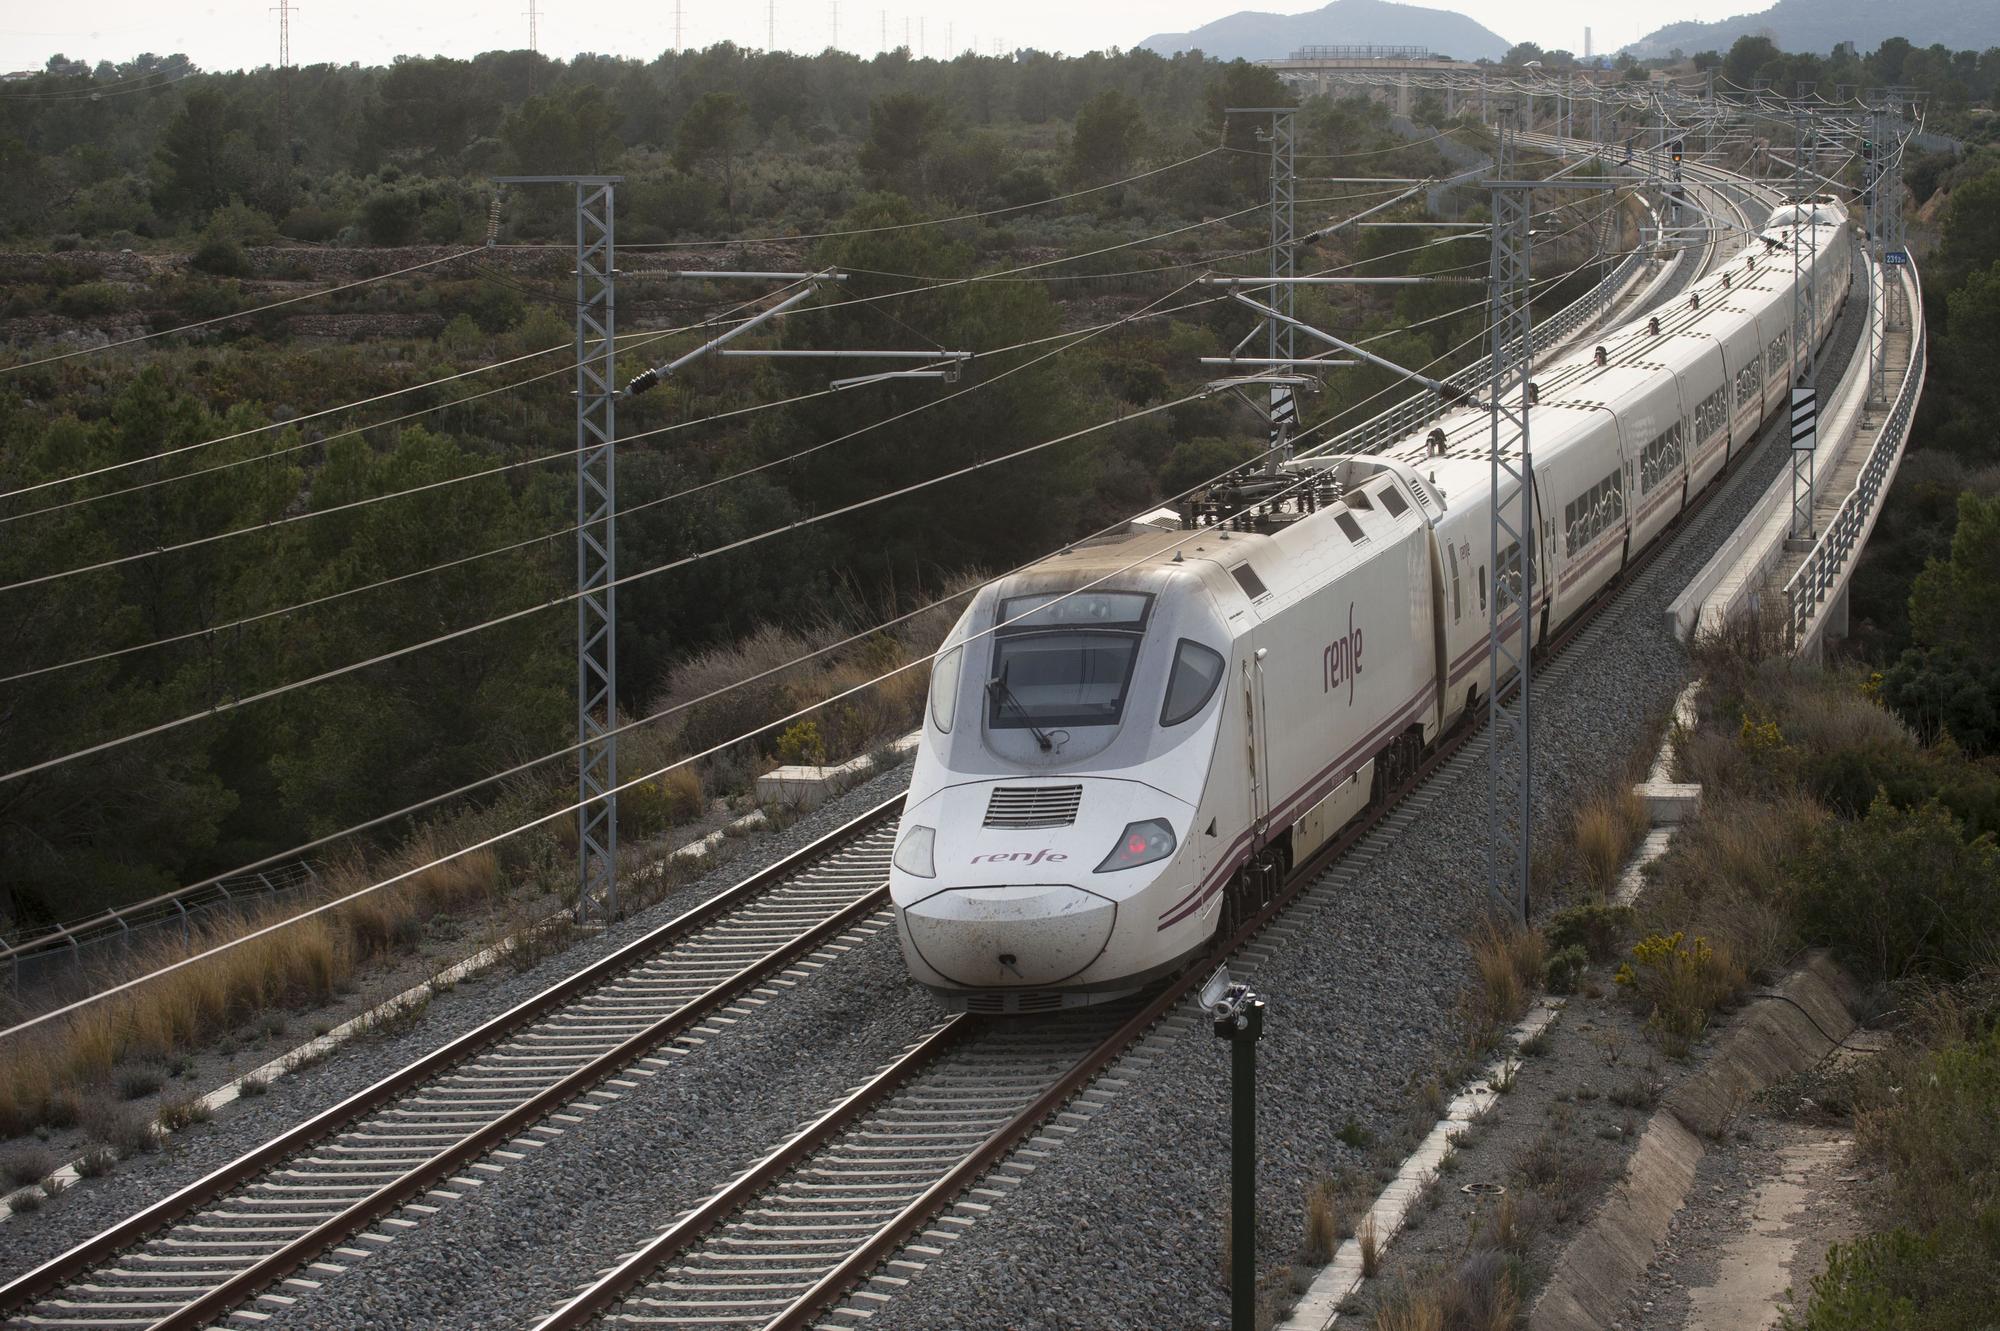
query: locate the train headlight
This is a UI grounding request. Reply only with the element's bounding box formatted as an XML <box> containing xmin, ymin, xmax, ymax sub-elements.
<box><xmin>1094</xmin><ymin>819</ymin><xmax>1177</xmax><ymax>873</ymax></box>
<box><xmin>893</xmin><ymin>825</ymin><xmax>937</xmax><ymax>878</ymax></box>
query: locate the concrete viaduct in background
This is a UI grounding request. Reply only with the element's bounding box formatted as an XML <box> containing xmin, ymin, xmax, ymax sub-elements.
<box><xmin>1259</xmin><ymin>46</ymin><xmax>1481</xmax><ymax>116</ymax></box>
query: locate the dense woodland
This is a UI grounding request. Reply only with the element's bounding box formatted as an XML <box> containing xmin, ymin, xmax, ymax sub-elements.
<box><xmin>0</xmin><ymin>33</ymin><xmax>1993</xmax><ymax>938</ymax></box>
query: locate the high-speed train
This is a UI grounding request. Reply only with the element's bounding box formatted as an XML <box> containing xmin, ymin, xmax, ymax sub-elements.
<box><xmin>889</xmin><ymin>197</ymin><xmax>1852</xmax><ymax>1013</ymax></box>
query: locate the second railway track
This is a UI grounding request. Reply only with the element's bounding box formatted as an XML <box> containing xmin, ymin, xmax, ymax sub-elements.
<box><xmin>0</xmin><ymin>803</ymin><xmax>905</xmax><ymax>1331</ymax></box>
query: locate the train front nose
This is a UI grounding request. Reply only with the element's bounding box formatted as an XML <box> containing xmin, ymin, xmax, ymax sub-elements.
<box><xmin>898</xmin><ymin>883</ymin><xmax>1117</xmax><ymax>988</ymax></box>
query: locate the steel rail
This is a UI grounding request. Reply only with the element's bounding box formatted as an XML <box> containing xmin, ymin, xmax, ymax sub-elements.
<box><xmin>0</xmin><ymin>794</ymin><xmax>906</xmax><ymax>1326</ymax></box>
<box><xmin>528</xmin><ymin>144</ymin><xmax>1852</xmax><ymax>1331</ymax></box>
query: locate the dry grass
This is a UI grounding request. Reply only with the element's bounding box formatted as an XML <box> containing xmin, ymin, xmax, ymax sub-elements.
<box><xmin>74</xmin><ymin>1145</ymin><xmax>115</xmax><ymax>1178</ymax></box>
<box><xmin>1375</xmin><ymin>1247</ymin><xmax>1522</xmax><ymax>1331</ymax></box>
<box><xmin>1359</xmin><ymin>1213</ymin><xmax>1381</xmax><ymax>1277</ymax></box>
<box><xmin>645</xmin><ymin>580</ymin><xmax>976</xmax><ymax>796</ymax></box>
<box><xmin>2</xmin><ymin>1144</ymin><xmax>54</xmax><ymax>1188</ymax></box>
<box><xmin>0</xmin><ymin>825</ymin><xmax>507</xmax><ymax>1140</ymax></box>
<box><xmin>1573</xmin><ymin>785</ymin><xmax>1650</xmax><ymax>897</ymax></box>
<box><xmin>1376</xmin><ymin>1287</ymin><xmax>1446</xmax><ymax>1331</ymax></box>
<box><xmin>155</xmin><ymin>1091</ymin><xmax>211</xmax><ymax>1133</ymax></box>
<box><xmin>1303</xmin><ymin>1179</ymin><xmax>1340</xmax><ymax>1264</ymax></box>
<box><xmin>1516</xmin><ymin>1128</ymin><xmax>1613</xmax><ymax>1223</ymax></box>
<box><xmin>1638</xmin><ymin>793</ymin><xmax>1825</xmax><ymax>978</ymax></box>
<box><xmin>1471</xmin><ymin>919</ymin><xmax>1546</xmax><ymax>1029</ymax></box>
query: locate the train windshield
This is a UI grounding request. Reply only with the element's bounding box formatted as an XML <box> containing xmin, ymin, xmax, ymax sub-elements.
<box><xmin>988</xmin><ymin>592</ymin><xmax>1151</xmax><ymax>731</ymax></box>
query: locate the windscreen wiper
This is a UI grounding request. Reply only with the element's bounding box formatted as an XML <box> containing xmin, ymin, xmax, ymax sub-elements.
<box><xmin>987</xmin><ymin>667</ymin><xmax>1054</xmax><ymax>752</ymax></box>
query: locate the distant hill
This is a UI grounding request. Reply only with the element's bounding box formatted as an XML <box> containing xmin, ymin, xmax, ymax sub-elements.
<box><xmin>1625</xmin><ymin>0</ymin><xmax>1995</xmax><ymax>59</ymax></box>
<box><xmin>1138</xmin><ymin>0</ymin><xmax>1511</xmax><ymax>64</ymax></box>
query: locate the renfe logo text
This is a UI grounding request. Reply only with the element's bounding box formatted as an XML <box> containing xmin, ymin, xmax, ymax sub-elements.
<box><xmin>1322</xmin><ymin>602</ymin><xmax>1365</xmax><ymax>704</ymax></box>
<box><xmin>971</xmin><ymin>849</ymin><xmax>1069</xmax><ymax>865</ymax></box>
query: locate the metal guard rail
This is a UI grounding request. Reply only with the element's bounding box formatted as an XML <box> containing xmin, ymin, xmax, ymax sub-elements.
<box><xmin>3</xmin><ymin>861</ymin><xmax>322</xmax><ymax>972</ymax></box>
<box><xmin>1784</xmin><ymin>257</ymin><xmax>1928</xmax><ymax>645</ymax></box>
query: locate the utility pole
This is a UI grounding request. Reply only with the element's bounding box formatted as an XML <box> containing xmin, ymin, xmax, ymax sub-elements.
<box><xmin>271</xmin><ymin>0</ymin><xmax>297</xmax><ymax>142</ymax></box>
<box><xmin>495</xmin><ymin>174</ymin><xmax>624</xmax><ymax>924</ymax></box>
<box><xmin>1263</xmin><ymin>109</ymin><xmax>1298</xmax><ymax>459</ymax></box>
<box><xmin>830</xmin><ymin>0</ymin><xmax>838</xmax><ymax>50</ymax></box>
<box><xmin>1485</xmin><ymin>113</ymin><xmax>1535</xmax><ymax>925</ymax></box>
<box><xmin>675</xmin><ymin>0</ymin><xmax>684</xmax><ymax>52</ymax></box>
<box><xmin>524</xmin><ymin>0</ymin><xmax>539</xmax><ymax>92</ymax></box>
<box><xmin>768</xmin><ymin>0</ymin><xmax>776</xmax><ymax>51</ymax></box>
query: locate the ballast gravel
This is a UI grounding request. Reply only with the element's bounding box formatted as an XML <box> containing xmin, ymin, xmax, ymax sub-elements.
<box><xmin>0</xmin><ymin>762</ymin><xmax>921</xmax><ymax>1295</ymax></box>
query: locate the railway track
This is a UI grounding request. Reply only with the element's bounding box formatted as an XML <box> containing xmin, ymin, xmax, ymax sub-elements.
<box><xmin>0</xmin><ymin>804</ymin><xmax>905</xmax><ymax>1331</ymax></box>
<box><xmin>0</xmin><ymin>137</ymin><xmax>1792</xmax><ymax>1331</ymax></box>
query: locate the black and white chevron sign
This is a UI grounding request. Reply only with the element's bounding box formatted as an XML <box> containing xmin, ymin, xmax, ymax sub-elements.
<box><xmin>1790</xmin><ymin>387</ymin><xmax>1817</xmax><ymax>453</ymax></box>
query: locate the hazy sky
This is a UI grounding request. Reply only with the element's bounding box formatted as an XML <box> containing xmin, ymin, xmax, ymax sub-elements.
<box><xmin>1</xmin><ymin>0</ymin><xmax>1759</xmax><ymax>76</ymax></box>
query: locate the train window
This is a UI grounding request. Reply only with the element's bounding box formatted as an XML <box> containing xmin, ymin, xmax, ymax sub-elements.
<box><xmin>1478</xmin><ymin>565</ymin><xmax>1487</xmax><ymax>612</ymax></box>
<box><xmin>1230</xmin><ymin>564</ymin><xmax>1268</xmax><ymax>600</ymax></box>
<box><xmin>1000</xmin><ymin>590</ymin><xmax>1150</xmax><ymax>630</ymax></box>
<box><xmin>1496</xmin><ymin>542</ymin><xmax>1522</xmax><ymax>609</ymax></box>
<box><xmin>1335</xmin><ymin>512</ymin><xmax>1366</xmax><ymax>543</ymax></box>
<box><xmin>1378</xmin><ymin>486</ymin><xmax>1409</xmax><ymax>518</ymax></box>
<box><xmin>1345</xmin><ymin>489</ymin><xmax>1374</xmax><ymax>511</ymax></box>
<box><xmin>930</xmin><ymin>645</ymin><xmax>962</xmax><ymax>733</ymax></box>
<box><xmin>1160</xmin><ymin>640</ymin><xmax>1226</xmax><ymax>727</ymax></box>
<box><xmin>1448</xmin><ymin>545</ymin><xmax>1462</xmax><ymax>621</ymax></box>
<box><xmin>989</xmin><ymin>631</ymin><xmax>1141</xmax><ymax>731</ymax></box>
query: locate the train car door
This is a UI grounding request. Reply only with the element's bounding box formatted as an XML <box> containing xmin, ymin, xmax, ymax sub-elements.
<box><xmin>1241</xmin><ymin>647</ymin><xmax>1272</xmax><ymax>848</ymax></box>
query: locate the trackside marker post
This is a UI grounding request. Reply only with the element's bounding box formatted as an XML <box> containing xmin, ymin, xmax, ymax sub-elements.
<box><xmin>1205</xmin><ymin>967</ymin><xmax>1266</xmax><ymax>1330</ymax></box>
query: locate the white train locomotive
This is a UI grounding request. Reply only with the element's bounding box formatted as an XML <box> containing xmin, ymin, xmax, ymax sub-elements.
<box><xmin>890</xmin><ymin>199</ymin><xmax>1852</xmax><ymax>1012</ymax></box>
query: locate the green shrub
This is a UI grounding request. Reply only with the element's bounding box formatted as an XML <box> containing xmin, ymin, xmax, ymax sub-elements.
<box><xmin>618</xmin><ymin>767</ymin><xmax>705</xmax><ymax>839</ymax></box>
<box><xmin>1543</xmin><ymin>944</ymin><xmax>1590</xmax><ymax>995</ymax></box>
<box><xmin>361</xmin><ymin>189</ymin><xmax>423</xmax><ymax>246</ymax></box>
<box><xmin>1544</xmin><ymin>903</ymin><xmax>1634</xmax><ymax>963</ymax></box>
<box><xmin>1883</xmin><ymin>647</ymin><xmax>2000</xmax><ymax>758</ymax></box>
<box><xmin>1785</xmin><ymin>1213</ymin><xmax>2000</xmax><ymax>1330</ymax></box>
<box><xmin>191</xmin><ymin>236</ymin><xmax>248</xmax><ymax>276</ymax></box>
<box><xmin>281</xmin><ymin>205</ymin><xmax>347</xmax><ymax>242</ymax></box>
<box><xmin>1614</xmin><ymin>930</ymin><xmax>1746</xmax><ymax>1056</ymax></box>
<box><xmin>775</xmin><ymin>719</ymin><xmax>829</xmax><ymax>768</ymax></box>
<box><xmin>1798</xmin><ymin>796</ymin><xmax>2000</xmax><ymax>984</ymax></box>
<box><xmin>55</xmin><ymin>282</ymin><xmax>128</xmax><ymax>317</ymax></box>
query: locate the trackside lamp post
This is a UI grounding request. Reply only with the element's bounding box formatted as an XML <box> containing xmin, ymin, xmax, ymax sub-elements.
<box><xmin>1204</xmin><ymin>966</ymin><xmax>1265</xmax><ymax>1331</ymax></box>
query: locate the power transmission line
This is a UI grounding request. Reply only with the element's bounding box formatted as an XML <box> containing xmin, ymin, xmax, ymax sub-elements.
<box><xmin>4</xmin><ymin>195</ymin><xmax>1275</xmax><ymax>520</ymax></box>
<box><xmin>3</xmin><ymin>192</ymin><xmax>1610</xmax><ymax>582</ymax></box>
<box><xmin>2</xmin><ymin>247</ymin><xmax>1597</xmax><ymax>686</ymax></box>
<box><xmin>5</xmin><ymin>145</ymin><xmax>1240</xmax><ymax>499</ymax></box>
